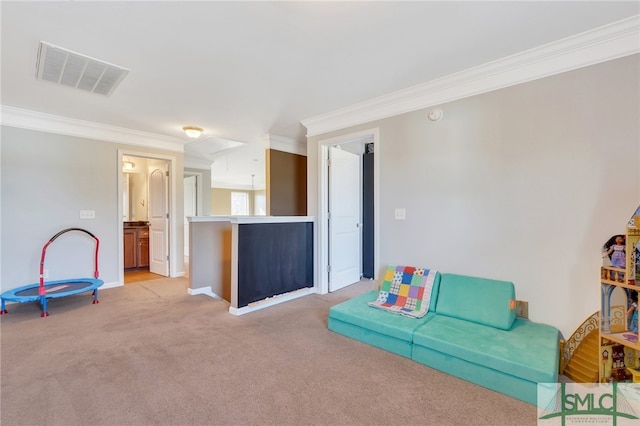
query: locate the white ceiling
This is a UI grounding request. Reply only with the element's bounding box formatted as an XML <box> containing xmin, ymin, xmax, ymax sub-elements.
<box><xmin>1</xmin><ymin>1</ymin><xmax>638</xmax><ymax>188</ymax></box>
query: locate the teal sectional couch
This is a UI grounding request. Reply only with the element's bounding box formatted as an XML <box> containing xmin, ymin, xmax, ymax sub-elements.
<box><xmin>327</xmin><ymin>271</ymin><xmax>559</xmax><ymax>405</ymax></box>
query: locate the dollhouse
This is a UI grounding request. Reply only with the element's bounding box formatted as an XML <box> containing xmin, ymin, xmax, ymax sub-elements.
<box><xmin>599</xmin><ymin>205</ymin><xmax>640</xmax><ymax>383</ymax></box>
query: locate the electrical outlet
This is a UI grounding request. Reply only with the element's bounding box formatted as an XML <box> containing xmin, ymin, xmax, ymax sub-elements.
<box><xmin>394</xmin><ymin>208</ymin><xmax>406</xmax><ymax>220</ymax></box>
<box><xmin>80</xmin><ymin>210</ymin><xmax>95</xmax><ymax>219</ymax></box>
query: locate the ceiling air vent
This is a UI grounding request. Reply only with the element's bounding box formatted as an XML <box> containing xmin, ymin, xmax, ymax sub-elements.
<box><xmin>35</xmin><ymin>41</ymin><xmax>129</xmax><ymax>96</ymax></box>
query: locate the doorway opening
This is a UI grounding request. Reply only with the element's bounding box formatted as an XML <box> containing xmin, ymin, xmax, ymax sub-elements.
<box><xmin>119</xmin><ymin>152</ymin><xmax>174</xmax><ymax>285</ymax></box>
<box><xmin>317</xmin><ymin>128</ymin><xmax>379</xmax><ymax>294</ymax></box>
<box><xmin>183</xmin><ymin>171</ymin><xmax>203</xmax><ymax>277</ymax></box>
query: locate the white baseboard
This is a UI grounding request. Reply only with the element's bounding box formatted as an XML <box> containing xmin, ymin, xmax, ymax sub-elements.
<box><xmin>228</xmin><ymin>287</ymin><xmax>314</xmax><ymax>316</ymax></box>
<box><xmin>187</xmin><ymin>286</ymin><xmax>223</xmax><ymax>301</ymax></box>
<box><xmin>100</xmin><ymin>281</ymin><xmax>122</xmax><ymax>290</ymax></box>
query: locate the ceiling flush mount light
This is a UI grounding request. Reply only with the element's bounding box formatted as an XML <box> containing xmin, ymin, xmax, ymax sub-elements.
<box><xmin>183</xmin><ymin>126</ymin><xmax>203</xmax><ymax>139</ymax></box>
<box><xmin>427</xmin><ymin>108</ymin><xmax>443</xmax><ymax>122</ymax></box>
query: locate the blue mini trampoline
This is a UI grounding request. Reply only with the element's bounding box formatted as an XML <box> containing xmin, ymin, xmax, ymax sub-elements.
<box><xmin>1</xmin><ymin>228</ymin><xmax>103</xmax><ymax>317</ymax></box>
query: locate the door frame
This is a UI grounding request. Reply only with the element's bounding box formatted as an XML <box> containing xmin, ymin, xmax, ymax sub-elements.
<box><xmin>317</xmin><ymin>128</ymin><xmax>380</xmax><ymax>294</ymax></box>
<box><xmin>117</xmin><ymin>149</ymin><xmax>180</xmax><ymax>285</ymax></box>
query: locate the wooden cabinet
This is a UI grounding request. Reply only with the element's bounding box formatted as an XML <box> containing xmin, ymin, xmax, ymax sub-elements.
<box><xmin>610</xmin><ymin>344</ymin><xmax>628</xmax><ymax>381</ymax></box>
<box><xmin>124</xmin><ymin>229</ymin><xmax>137</xmax><ymax>269</ymax></box>
<box><xmin>138</xmin><ymin>228</ymin><xmax>149</xmax><ymax>267</ymax></box>
<box><xmin>124</xmin><ymin>226</ymin><xmax>149</xmax><ymax>270</ymax></box>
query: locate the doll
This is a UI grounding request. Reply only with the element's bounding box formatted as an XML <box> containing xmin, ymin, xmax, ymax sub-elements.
<box><xmin>603</xmin><ymin>235</ymin><xmax>626</xmax><ymax>267</ymax></box>
<box><xmin>628</xmin><ymin>291</ymin><xmax>638</xmax><ymax>333</ymax></box>
<box><xmin>603</xmin><ymin>235</ymin><xmax>626</xmax><ymax>282</ymax></box>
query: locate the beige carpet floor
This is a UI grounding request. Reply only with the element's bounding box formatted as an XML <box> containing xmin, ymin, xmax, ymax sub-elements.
<box><xmin>1</xmin><ymin>278</ymin><xmax>537</xmax><ymax>425</ymax></box>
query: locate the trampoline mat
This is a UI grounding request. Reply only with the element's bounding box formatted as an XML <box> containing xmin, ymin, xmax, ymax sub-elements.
<box><xmin>15</xmin><ymin>281</ymin><xmax>96</xmax><ymax>297</ymax></box>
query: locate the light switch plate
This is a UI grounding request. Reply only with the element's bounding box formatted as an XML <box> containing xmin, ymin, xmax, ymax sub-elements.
<box><xmin>80</xmin><ymin>210</ymin><xmax>95</xmax><ymax>219</ymax></box>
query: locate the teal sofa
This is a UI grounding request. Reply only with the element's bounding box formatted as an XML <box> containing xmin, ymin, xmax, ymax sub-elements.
<box><xmin>327</xmin><ymin>272</ymin><xmax>559</xmax><ymax>405</ymax></box>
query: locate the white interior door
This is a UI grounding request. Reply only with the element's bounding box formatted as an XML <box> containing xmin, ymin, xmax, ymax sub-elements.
<box><xmin>149</xmin><ymin>160</ymin><xmax>169</xmax><ymax>276</ymax></box>
<box><xmin>329</xmin><ymin>146</ymin><xmax>361</xmax><ymax>291</ymax></box>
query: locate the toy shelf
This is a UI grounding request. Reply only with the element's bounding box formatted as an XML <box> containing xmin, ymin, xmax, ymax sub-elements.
<box><xmin>600</xmin><ymin>281</ymin><xmax>639</xmax><ymax>291</ymax></box>
<box><xmin>600</xmin><ymin>332</ymin><xmax>639</xmax><ymax>351</ymax></box>
<box><xmin>601</xmin><ymin>266</ymin><xmax>635</xmax><ymax>288</ymax></box>
<box><xmin>627</xmin><ymin>366</ymin><xmax>640</xmax><ymax>383</ymax></box>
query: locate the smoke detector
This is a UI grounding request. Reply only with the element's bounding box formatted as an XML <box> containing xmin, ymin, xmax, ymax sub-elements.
<box><xmin>427</xmin><ymin>108</ymin><xmax>443</xmax><ymax>122</ymax></box>
<box><xmin>35</xmin><ymin>41</ymin><xmax>129</xmax><ymax>96</ymax></box>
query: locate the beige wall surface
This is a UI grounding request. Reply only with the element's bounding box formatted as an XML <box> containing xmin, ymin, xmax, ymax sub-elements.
<box><xmin>0</xmin><ymin>127</ymin><xmax>185</xmax><ymax>289</ymax></box>
<box><xmin>307</xmin><ymin>54</ymin><xmax>640</xmax><ymax>339</ymax></box>
<box><xmin>211</xmin><ymin>188</ymin><xmax>256</xmax><ymax>215</ymax></box>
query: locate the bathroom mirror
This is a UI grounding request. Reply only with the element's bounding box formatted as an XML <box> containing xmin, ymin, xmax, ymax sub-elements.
<box><xmin>122</xmin><ymin>157</ymin><xmax>149</xmax><ymax>222</ymax></box>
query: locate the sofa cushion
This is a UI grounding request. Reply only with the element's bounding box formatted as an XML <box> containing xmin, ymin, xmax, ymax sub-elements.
<box><xmin>435</xmin><ymin>273</ymin><xmax>516</xmax><ymax>330</ymax></box>
<box><xmin>412</xmin><ymin>315</ymin><xmax>559</xmax><ymax>383</ymax></box>
<box><xmin>328</xmin><ymin>290</ymin><xmax>436</xmax><ymax>342</ymax></box>
<box><xmin>368</xmin><ymin>266</ymin><xmax>440</xmax><ymax>318</ymax></box>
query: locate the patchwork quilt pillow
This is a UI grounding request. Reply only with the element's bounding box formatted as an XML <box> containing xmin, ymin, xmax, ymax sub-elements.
<box><xmin>368</xmin><ymin>265</ymin><xmax>438</xmax><ymax>318</ymax></box>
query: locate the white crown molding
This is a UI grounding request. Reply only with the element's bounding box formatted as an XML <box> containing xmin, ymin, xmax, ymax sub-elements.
<box><xmin>302</xmin><ymin>15</ymin><xmax>640</xmax><ymax>137</ymax></box>
<box><xmin>263</xmin><ymin>134</ymin><xmax>307</xmax><ymax>156</ymax></box>
<box><xmin>1</xmin><ymin>105</ymin><xmax>185</xmax><ymax>152</ymax></box>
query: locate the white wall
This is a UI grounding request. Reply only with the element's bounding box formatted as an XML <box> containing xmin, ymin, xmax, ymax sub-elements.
<box><xmin>0</xmin><ymin>127</ymin><xmax>185</xmax><ymax>290</ymax></box>
<box><xmin>307</xmin><ymin>54</ymin><xmax>640</xmax><ymax>339</ymax></box>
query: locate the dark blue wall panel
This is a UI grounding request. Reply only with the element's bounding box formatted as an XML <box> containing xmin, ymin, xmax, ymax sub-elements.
<box><xmin>237</xmin><ymin>222</ymin><xmax>313</xmax><ymax>307</ymax></box>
